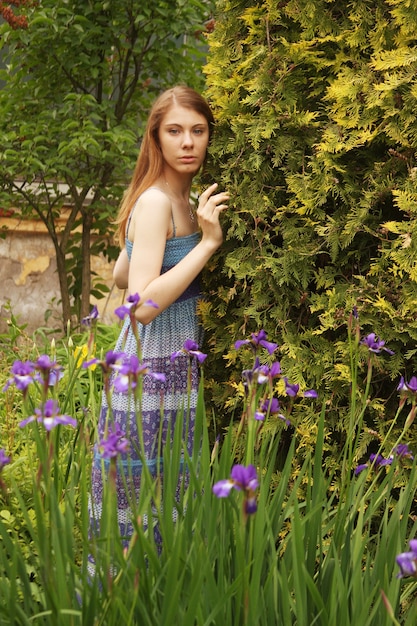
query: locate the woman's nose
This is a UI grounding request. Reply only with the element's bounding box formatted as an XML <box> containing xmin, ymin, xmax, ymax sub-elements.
<box><xmin>182</xmin><ymin>131</ymin><xmax>194</xmax><ymax>146</ymax></box>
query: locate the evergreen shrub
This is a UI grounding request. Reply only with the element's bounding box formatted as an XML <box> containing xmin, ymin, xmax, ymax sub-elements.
<box><xmin>201</xmin><ymin>0</ymin><xmax>417</xmax><ymax>459</ymax></box>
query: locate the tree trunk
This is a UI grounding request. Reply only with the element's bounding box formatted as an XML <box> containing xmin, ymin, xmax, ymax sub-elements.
<box><xmin>54</xmin><ymin>243</ymin><xmax>72</xmax><ymax>329</ymax></box>
<box><xmin>80</xmin><ymin>208</ymin><xmax>93</xmax><ymax>321</ymax></box>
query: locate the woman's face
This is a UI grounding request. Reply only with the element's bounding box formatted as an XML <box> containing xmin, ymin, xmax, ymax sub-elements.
<box><xmin>158</xmin><ymin>104</ymin><xmax>209</xmax><ymax>176</ymax></box>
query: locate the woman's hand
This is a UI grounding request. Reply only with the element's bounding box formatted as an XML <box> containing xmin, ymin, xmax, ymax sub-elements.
<box><xmin>197</xmin><ymin>183</ymin><xmax>229</xmax><ymax>251</ymax></box>
<box><xmin>127</xmin><ymin>183</ymin><xmax>229</xmax><ymax>326</ymax></box>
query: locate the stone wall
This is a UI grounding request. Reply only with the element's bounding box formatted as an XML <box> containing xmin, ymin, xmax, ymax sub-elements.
<box><xmin>0</xmin><ymin>212</ymin><xmax>125</xmax><ymax>335</ymax></box>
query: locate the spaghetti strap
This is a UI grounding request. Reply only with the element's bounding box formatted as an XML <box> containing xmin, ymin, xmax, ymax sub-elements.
<box><xmin>126</xmin><ymin>211</ymin><xmax>134</xmax><ymax>237</ymax></box>
<box><xmin>126</xmin><ymin>187</ymin><xmax>176</xmax><ymax>239</ymax></box>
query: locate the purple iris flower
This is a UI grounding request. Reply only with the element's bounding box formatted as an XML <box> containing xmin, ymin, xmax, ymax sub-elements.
<box><xmin>34</xmin><ymin>355</ymin><xmax>64</xmax><ymax>387</ymax></box>
<box><xmin>213</xmin><ymin>464</ymin><xmax>259</xmax><ymax>515</ymax></box>
<box><xmin>99</xmin><ymin>424</ymin><xmax>129</xmax><ymax>459</ymax></box>
<box><xmin>171</xmin><ymin>339</ymin><xmax>207</xmax><ymax>364</ymax></box>
<box><xmin>0</xmin><ymin>449</ymin><xmax>10</xmax><ymax>471</ymax></box>
<box><xmin>113</xmin><ymin>355</ymin><xmax>166</xmax><ymax>393</ymax></box>
<box><xmin>82</xmin><ymin>304</ymin><xmax>99</xmax><ymax>327</ymax></box>
<box><xmin>242</xmin><ymin>359</ymin><xmax>282</xmax><ymax>388</ymax></box>
<box><xmin>255</xmin><ymin>397</ymin><xmax>289</xmax><ymax>424</ymax></box>
<box><xmin>3</xmin><ymin>360</ymin><xmax>35</xmax><ymax>393</ymax></box>
<box><xmin>114</xmin><ymin>293</ymin><xmax>158</xmax><ymax>321</ymax></box>
<box><xmin>212</xmin><ymin>478</ymin><xmax>235</xmax><ymax>498</ymax></box>
<box><xmin>304</xmin><ymin>389</ymin><xmax>318</xmax><ymax>398</ymax></box>
<box><xmin>113</xmin><ymin>355</ymin><xmax>147</xmax><ymax>392</ymax></box>
<box><xmin>245</xmin><ymin>496</ymin><xmax>258</xmax><ymax>515</ymax></box>
<box><xmin>283</xmin><ymin>377</ymin><xmax>317</xmax><ymax>399</ymax></box>
<box><xmin>360</xmin><ymin>333</ymin><xmax>394</xmax><ymax>355</ymax></box>
<box><xmin>355</xmin><ymin>452</ymin><xmax>394</xmax><ymax>475</ymax></box>
<box><xmin>369</xmin><ymin>453</ymin><xmax>393</xmax><ymax>467</ymax></box>
<box><xmin>46</xmin><ymin>369</ymin><xmax>64</xmax><ymax>387</ymax></box>
<box><xmin>213</xmin><ymin>464</ymin><xmax>259</xmax><ymax>495</ymax></box>
<box><xmin>284</xmin><ymin>378</ymin><xmax>299</xmax><ymax>397</ymax></box>
<box><xmin>35</xmin><ymin>355</ymin><xmax>58</xmax><ymax>373</ymax></box>
<box><xmin>235</xmin><ymin>329</ymin><xmax>278</xmax><ymax>356</ymax></box>
<box><xmin>396</xmin><ymin>540</ymin><xmax>417</xmax><ymax>578</ymax></box>
<box><xmin>261</xmin><ymin>397</ymin><xmax>280</xmax><ymax>414</ymax></box>
<box><xmin>230</xmin><ymin>464</ymin><xmax>259</xmax><ymax>491</ymax></box>
<box><xmin>394</xmin><ymin>443</ymin><xmax>414</xmax><ymax>459</ymax></box>
<box><xmin>19</xmin><ymin>399</ymin><xmax>77</xmax><ymax>431</ymax></box>
<box><xmin>267</xmin><ymin>361</ymin><xmax>281</xmax><ymax>378</ymax></box>
<box><xmin>354</xmin><ymin>463</ymin><xmax>369</xmax><ymax>476</ymax></box>
<box><xmin>81</xmin><ymin>304</ymin><xmax>100</xmax><ymax>328</ymax></box>
<box><xmin>242</xmin><ymin>357</ymin><xmax>261</xmax><ymax>386</ymax></box>
<box><xmin>397</xmin><ymin>375</ymin><xmax>417</xmax><ymax>396</ymax></box>
<box><xmin>114</xmin><ymin>293</ymin><xmax>141</xmax><ymax>320</ymax></box>
<box><xmin>257</xmin><ymin>361</ymin><xmax>281</xmax><ymax>384</ymax></box>
<box><xmin>84</xmin><ymin>350</ymin><xmax>126</xmax><ymax>373</ymax></box>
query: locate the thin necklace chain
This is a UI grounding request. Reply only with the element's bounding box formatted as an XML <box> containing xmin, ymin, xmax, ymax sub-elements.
<box><xmin>164</xmin><ymin>180</ymin><xmax>195</xmax><ymax>222</ymax></box>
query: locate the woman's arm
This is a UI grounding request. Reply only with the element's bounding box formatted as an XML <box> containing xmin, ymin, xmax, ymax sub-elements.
<box><xmin>113</xmin><ymin>247</ymin><xmax>129</xmax><ymax>290</ymax></box>
<box><xmin>129</xmin><ymin>184</ymin><xmax>229</xmax><ymax>325</ymax></box>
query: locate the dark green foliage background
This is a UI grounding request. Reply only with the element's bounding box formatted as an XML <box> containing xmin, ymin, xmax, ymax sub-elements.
<box><xmin>200</xmin><ymin>0</ymin><xmax>417</xmax><ymax>451</ymax></box>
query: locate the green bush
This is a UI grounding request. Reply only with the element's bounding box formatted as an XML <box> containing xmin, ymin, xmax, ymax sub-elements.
<box><xmin>201</xmin><ymin>0</ymin><xmax>417</xmax><ymax>458</ymax></box>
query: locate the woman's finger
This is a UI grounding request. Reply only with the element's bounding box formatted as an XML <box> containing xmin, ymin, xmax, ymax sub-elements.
<box><xmin>199</xmin><ymin>182</ymin><xmax>219</xmax><ymax>202</ymax></box>
<box><xmin>199</xmin><ymin>190</ymin><xmax>229</xmax><ymax>210</ymax></box>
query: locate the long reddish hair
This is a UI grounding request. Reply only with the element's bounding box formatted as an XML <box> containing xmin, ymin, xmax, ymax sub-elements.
<box><xmin>115</xmin><ymin>85</ymin><xmax>215</xmax><ymax>246</ymax></box>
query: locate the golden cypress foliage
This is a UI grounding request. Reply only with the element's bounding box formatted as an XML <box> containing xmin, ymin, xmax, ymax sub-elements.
<box><xmin>201</xmin><ymin>0</ymin><xmax>417</xmax><ymax>451</ymax></box>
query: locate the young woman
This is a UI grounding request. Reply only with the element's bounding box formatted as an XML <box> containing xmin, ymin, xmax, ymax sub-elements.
<box><xmin>88</xmin><ymin>86</ymin><xmax>229</xmax><ymax>558</ymax></box>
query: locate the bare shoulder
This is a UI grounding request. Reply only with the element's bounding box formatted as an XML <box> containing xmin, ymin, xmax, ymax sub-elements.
<box><xmin>138</xmin><ymin>186</ymin><xmax>172</xmax><ymax>208</ymax></box>
<box><xmin>128</xmin><ymin>187</ymin><xmax>172</xmax><ymax>240</ymax></box>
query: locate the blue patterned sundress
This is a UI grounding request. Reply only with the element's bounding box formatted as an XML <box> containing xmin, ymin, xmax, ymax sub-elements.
<box><xmin>88</xmin><ymin>215</ymin><xmax>202</xmax><ymax>561</ymax></box>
